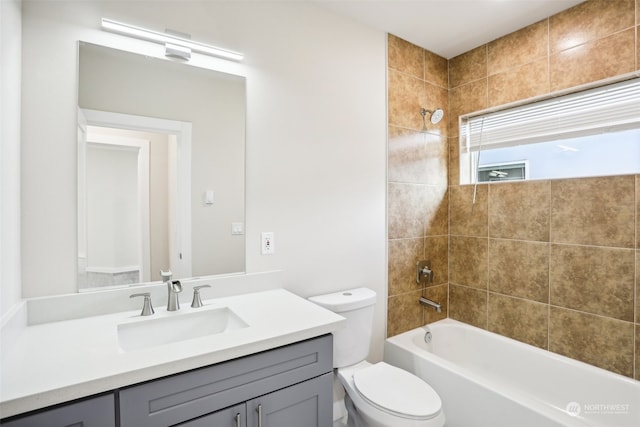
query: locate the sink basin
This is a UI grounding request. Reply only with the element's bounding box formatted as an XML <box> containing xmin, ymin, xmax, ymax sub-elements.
<box><xmin>117</xmin><ymin>307</ymin><xmax>249</xmax><ymax>352</ymax></box>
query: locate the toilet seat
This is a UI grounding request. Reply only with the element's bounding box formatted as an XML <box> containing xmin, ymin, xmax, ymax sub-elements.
<box><xmin>353</xmin><ymin>362</ymin><xmax>442</xmax><ymax>420</ymax></box>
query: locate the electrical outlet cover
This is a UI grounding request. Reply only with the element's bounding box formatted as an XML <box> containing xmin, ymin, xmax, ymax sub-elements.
<box><xmin>261</xmin><ymin>232</ymin><xmax>274</xmax><ymax>254</ymax></box>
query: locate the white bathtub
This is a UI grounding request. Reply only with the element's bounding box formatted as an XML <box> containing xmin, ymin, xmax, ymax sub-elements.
<box><xmin>384</xmin><ymin>318</ymin><xmax>640</xmax><ymax>427</ymax></box>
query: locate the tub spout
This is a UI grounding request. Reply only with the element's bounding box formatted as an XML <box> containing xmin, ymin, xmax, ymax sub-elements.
<box><xmin>419</xmin><ymin>297</ymin><xmax>442</xmax><ymax>313</ymax></box>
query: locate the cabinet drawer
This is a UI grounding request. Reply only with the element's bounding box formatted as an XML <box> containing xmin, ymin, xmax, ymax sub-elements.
<box><xmin>119</xmin><ymin>334</ymin><xmax>332</xmax><ymax>427</ymax></box>
<box><xmin>0</xmin><ymin>393</ymin><xmax>115</xmax><ymax>427</ymax></box>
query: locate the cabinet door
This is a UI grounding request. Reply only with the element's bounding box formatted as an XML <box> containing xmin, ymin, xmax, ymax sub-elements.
<box><xmin>176</xmin><ymin>404</ymin><xmax>246</xmax><ymax>427</ymax></box>
<box><xmin>0</xmin><ymin>394</ymin><xmax>115</xmax><ymax>427</ymax></box>
<box><xmin>247</xmin><ymin>373</ymin><xmax>333</xmax><ymax>427</ymax></box>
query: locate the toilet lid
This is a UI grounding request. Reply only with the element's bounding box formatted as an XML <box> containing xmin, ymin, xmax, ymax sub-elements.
<box><xmin>353</xmin><ymin>362</ymin><xmax>442</xmax><ymax>420</ymax></box>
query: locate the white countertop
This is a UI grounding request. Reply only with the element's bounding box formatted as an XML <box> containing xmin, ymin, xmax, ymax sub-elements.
<box><xmin>0</xmin><ymin>288</ymin><xmax>344</xmax><ymax>419</ymax></box>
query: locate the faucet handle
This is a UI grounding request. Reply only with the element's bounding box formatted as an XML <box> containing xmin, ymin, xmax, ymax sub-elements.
<box><xmin>416</xmin><ymin>260</ymin><xmax>433</xmax><ymax>284</ymax></box>
<box><xmin>130</xmin><ymin>293</ymin><xmax>155</xmax><ymax>316</ymax></box>
<box><xmin>160</xmin><ymin>270</ymin><xmax>172</xmax><ymax>282</ymax></box>
<box><xmin>191</xmin><ymin>285</ymin><xmax>211</xmax><ymax>308</ymax></box>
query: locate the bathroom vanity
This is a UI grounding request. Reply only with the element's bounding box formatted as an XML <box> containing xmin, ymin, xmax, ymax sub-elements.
<box><xmin>2</xmin><ymin>335</ymin><xmax>332</xmax><ymax>426</ymax></box>
<box><xmin>0</xmin><ymin>288</ymin><xmax>343</xmax><ymax>426</ymax></box>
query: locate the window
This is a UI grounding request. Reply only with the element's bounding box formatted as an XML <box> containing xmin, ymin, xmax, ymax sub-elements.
<box><xmin>459</xmin><ymin>77</ymin><xmax>640</xmax><ymax>184</ymax></box>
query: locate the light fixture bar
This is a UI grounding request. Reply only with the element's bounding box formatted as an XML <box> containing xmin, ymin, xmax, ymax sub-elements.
<box><xmin>101</xmin><ymin>18</ymin><xmax>244</xmax><ymax>62</ymax></box>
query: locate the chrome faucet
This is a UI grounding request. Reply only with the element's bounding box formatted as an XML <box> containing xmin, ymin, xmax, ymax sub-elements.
<box><xmin>419</xmin><ymin>297</ymin><xmax>442</xmax><ymax>313</ymax></box>
<box><xmin>161</xmin><ymin>270</ymin><xmax>183</xmax><ymax>311</ymax></box>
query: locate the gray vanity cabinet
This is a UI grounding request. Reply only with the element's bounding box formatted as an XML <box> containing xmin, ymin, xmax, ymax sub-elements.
<box><xmin>0</xmin><ymin>393</ymin><xmax>115</xmax><ymax>427</ymax></box>
<box><xmin>179</xmin><ymin>374</ymin><xmax>332</xmax><ymax>427</ymax></box>
<box><xmin>119</xmin><ymin>334</ymin><xmax>333</xmax><ymax>427</ymax></box>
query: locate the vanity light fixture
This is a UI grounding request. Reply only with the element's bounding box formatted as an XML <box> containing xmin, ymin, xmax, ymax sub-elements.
<box><xmin>101</xmin><ymin>18</ymin><xmax>244</xmax><ymax>62</ymax></box>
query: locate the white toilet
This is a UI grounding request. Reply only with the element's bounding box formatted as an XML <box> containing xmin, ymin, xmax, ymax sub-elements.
<box><xmin>309</xmin><ymin>288</ymin><xmax>445</xmax><ymax>427</ymax></box>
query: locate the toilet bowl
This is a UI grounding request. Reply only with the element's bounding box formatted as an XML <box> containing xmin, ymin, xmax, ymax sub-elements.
<box><xmin>337</xmin><ymin>361</ymin><xmax>444</xmax><ymax>427</ymax></box>
<box><xmin>309</xmin><ymin>288</ymin><xmax>445</xmax><ymax>427</ymax></box>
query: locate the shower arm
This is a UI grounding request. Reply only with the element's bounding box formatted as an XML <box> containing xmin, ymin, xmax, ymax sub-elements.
<box><xmin>420</xmin><ymin>107</ymin><xmax>444</xmax><ymax>127</ymax></box>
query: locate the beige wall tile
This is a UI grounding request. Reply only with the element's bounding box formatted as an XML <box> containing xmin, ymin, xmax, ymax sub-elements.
<box><xmin>448</xmin><ymin>137</ymin><xmax>460</xmax><ymax>186</ymax></box>
<box><xmin>388</xmin><ymin>289</ymin><xmax>423</xmax><ymax>337</ymax></box>
<box><xmin>423</xmin><ymin>133</ymin><xmax>448</xmax><ymax>188</ymax></box>
<box><xmin>424</xmin><ymin>83</ymin><xmax>449</xmax><ymax>136</ymax></box>
<box><xmin>489</xmin><ymin>180</ymin><xmax>550</xmax><ymax>241</ymax></box>
<box><xmin>488</xmin><ymin>293</ymin><xmax>548</xmax><ymax>349</ymax></box>
<box><xmin>388</xmin><ymin>182</ymin><xmax>427</xmax><ymax>239</ymax></box>
<box><xmin>550</xmin><ymin>29</ymin><xmax>635</xmax><ymax>91</ymax></box>
<box><xmin>550</xmin><ymin>176</ymin><xmax>635</xmax><ymax>248</ymax></box>
<box><xmin>489</xmin><ymin>239</ymin><xmax>550</xmax><ymax>303</ymax></box>
<box><xmin>636</xmin><ymin>250</ymin><xmax>640</xmax><ymax>324</ymax></box>
<box><xmin>387</xmin><ymin>34</ymin><xmax>423</xmax><ymax>79</ymax></box>
<box><xmin>637</xmin><ymin>175</ymin><xmax>639</xmax><ymax>249</ymax></box>
<box><xmin>549</xmin><ymin>0</ymin><xmax>635</xmax><ymax>53</ymax></box>
<box><xmin>449</xmin><ymin>45</ymin><xmax>487</xmax><ymax>89</ymax></box>
<box><xmin>423</xmin><ymin>284</ymin><xmax>448</xmax><ymax>324</ymax></box>
<box><xmin>449</xmin><ymin>79</ymin><xmax>487</xmax><ymax>138</ymax></box>
<box><xmin>425</xmin><ymin>185</ymin><xmax>449</xmax><ymax>236</ymax></box>
<box><xmin>388</xmin><ymin>126</ymin><xmax>422</xmax><ymax>183</ymax></box>
<box><xmin>488</xmin><ymin>59</ymin><xmax>549</xmax><ymax>107</ymax></box>
<box><xmin>388</xmin><ymin>238</ymin><xmax>423</xmax><ymax>297</ymax></box>
<box><xmin>388</xmin><ymin>69</ymin><xmax>425</xmax><ymax>130</ymax></box>
<box><xmin>424</xmin><ymin>49</ymin><xmax>449</xmax><ymax>89</ymax></box>
<box><xmin>449</xmin><ymin>236</ymin><xmax>488</xmax><ymax>289</ymax></box>
<box><xmin>488</xmin><ymin>19</ymin><xmax>548</xmax><ymax>75</ymax></box>
<box><xmin>449</xmin><ymin>284</ymin><xmax>487</xmax><ymax>329</ymax></box>
<box><xmin>425</xmin><ymin>236</ymin><xmax>449</xmax><ymax>285</ymax></box>
<box><xmin>450</xmin><ymin>184</ymin><xmax>488</xmax><ymax>237</ymax></box>
<box><xmin>550</xmin><ymin>307</ymin><xmax>634</xmax><ymax>377</ymax></box>
<box><xmin>388</xmin><ymin>126</ymin><xmax>445</xmax><ymax>185</ymax></box>
<box><xmin>550</xmin><ymin>244</ymin><xmax>635</xmax><ymax>322</ymax></box>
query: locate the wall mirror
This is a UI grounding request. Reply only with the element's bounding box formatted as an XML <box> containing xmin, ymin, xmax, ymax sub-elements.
<box><xmin>77</xmin><ymin>42</ymin><xmax>246</xmax><ymax>290</ymax></box>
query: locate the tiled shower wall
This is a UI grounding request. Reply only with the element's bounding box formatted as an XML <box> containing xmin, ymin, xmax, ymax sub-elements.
<box><xmin>387</xmin><ymin>0</ymin><xmax>640</xmax><ymax>379</ymax></box>
<box><xmin>387</xmin><ymin>34</ymin><xmax>449</xmax><ymax>336</ymax></box>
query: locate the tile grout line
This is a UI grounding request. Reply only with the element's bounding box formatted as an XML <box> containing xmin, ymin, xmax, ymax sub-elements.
<box><xmin>627</xmin><ymin>171</ymin><xmax>637</xmax><ymax>378</ymax></box>
<box><xmin>547</xmin><ymin>180</ymin><xmax>552</xmax><ymax>352</ymax></box>
<box><xmin>486</xmin><ymin>183</ymin><xmax>491</xmax><ymax>330</ymax></box>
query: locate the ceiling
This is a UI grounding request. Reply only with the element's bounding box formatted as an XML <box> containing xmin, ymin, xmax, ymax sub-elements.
<box><xmin>314</xmin><ymin>0</ymin><xmax>585</xmax><ymax>59</ymax></box>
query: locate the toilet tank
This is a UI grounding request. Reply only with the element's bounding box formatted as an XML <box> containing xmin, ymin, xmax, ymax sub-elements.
<box><xmin>309</xmin><ymin>288</ymin><xmax>376</xmax><ymax>368</ymax></box>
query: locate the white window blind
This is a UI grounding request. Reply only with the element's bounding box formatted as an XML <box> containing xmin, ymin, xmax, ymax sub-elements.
<box><xmin>460</xmin><ymin>77</ymin><xmax>640</xmax><ymax>153</ymax></box>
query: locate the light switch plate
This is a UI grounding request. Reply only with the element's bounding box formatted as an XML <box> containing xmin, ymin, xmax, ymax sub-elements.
<box><xmin>231</xmin><ymin>222</ymin><xmax>244</xmax><ymax>235</ymax></box>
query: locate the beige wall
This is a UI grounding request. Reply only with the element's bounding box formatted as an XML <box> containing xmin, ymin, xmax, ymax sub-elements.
<box><xmin>1</xmin><ymin>0</ymin><xmax>22</xmax><ymax>315</ymax></box>
<box><xmin>388</xmin><ymin>0</ymin><xmax>640</xmax><ymax>379</ymax></box>
<box><xmin>19</xmin><ymin>0</ymin><xmax>387</xmax><ymax>362</ymax></box>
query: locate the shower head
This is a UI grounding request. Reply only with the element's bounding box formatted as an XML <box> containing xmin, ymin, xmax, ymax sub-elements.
<box><xmin>420</xmin><ymin>108</ymin><xmax>444</xmax><ymax>127</ymax></box>
<box><xmin>430</xmin><ymin>108</ymin><xmax>444</xmax><ymax>124</ymax></box>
